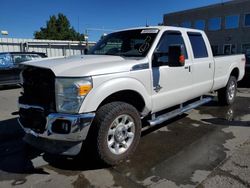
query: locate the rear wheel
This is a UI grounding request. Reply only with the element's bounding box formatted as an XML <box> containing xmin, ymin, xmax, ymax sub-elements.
<box><xmin>91</xmin><ymin>102</ymin><xmax>141</xmax><ymax>165</ymax></box>
<box><xmin>218</xmin><ymin>76</ymin><xmax>237</xmax><ymax>105</ymax></box>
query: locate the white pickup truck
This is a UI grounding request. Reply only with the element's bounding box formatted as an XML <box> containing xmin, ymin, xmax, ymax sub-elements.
<box><xmin>18</xmin><ymin>26</ymin><xmax>245</xmax><ymax>165</ymax></box>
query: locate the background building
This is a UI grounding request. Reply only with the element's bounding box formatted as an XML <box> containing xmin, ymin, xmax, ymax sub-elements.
<box><xmin>0</xmin><ymin>38</ymin><xmax>95</xmax><ymax>57</ymax></box>
<box><xmin>163</xmin><ymin>0</ymin><xmax>250</xmax><ymax>56</ymax></box>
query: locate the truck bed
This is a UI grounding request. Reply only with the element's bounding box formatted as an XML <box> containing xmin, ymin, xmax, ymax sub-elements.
<box><xmin>212</xmin><ymin>54</ymin><xmax>245</xmax><ymax>91</ymax></box>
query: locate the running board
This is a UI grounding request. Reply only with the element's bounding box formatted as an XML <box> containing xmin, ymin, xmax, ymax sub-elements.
<box><xmin>148</xmin><ymin>97</ymin><xmax>212</xmax><ymax>126</ymax></box>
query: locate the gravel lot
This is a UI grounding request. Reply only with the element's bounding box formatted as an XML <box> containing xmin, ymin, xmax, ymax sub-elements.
<box><xmin>0</xmin><ymin>83</ymin><xmax>250</xmax><ymax>188</ymax></box>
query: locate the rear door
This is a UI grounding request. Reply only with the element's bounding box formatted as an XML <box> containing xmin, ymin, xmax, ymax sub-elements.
<box><xmin>187</xmin><ymin>32</ymin><xmax>214</xmax><ymax>97</ymax></box>
<box><xmin>151</xmin><ymin>30</ymin><xmax>193</xmax><ymax>113</ymax></box>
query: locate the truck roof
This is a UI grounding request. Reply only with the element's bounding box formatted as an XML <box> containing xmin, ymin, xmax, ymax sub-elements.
<box><xmin>118</xmin><ymin>26</ymin><xmax>205</xmax><ymax>34</ymax></box>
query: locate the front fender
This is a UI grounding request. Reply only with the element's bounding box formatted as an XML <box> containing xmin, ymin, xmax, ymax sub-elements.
<box><xmin>79</xmin><ymin>77</ymin><xmax>151</xmax><ymax>113</ymax></box>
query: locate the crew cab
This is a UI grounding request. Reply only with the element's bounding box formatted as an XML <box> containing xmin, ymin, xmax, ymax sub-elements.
<box><xmin>17</xmin><ymin>26</ymin><xmax>245</xmax><ymax>165</ymax></box>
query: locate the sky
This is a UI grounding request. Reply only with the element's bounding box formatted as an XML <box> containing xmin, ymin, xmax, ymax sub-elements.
<box><xmin>0</xmin><ymin>0</ymin><xmax>230</xmax><ymax>41</ymax></box>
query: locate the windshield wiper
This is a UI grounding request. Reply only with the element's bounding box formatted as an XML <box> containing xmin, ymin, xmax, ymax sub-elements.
<box><xmin>105</xmin><ymin>53</ymin><xmax>121</xmax><ymax>56</ymax></box>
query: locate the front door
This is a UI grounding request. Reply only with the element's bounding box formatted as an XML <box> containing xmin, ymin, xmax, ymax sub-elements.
<box><xmin>151</xmin><ymin>31</ymin><xmax>193</xmax><ymax>113</ymax></box>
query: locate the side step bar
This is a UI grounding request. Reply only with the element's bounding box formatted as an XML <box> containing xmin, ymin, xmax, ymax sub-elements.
<box><xmin>148</xmin><ymin>96</ymin><xmax>212</xmax><ymax>126</ymax></box>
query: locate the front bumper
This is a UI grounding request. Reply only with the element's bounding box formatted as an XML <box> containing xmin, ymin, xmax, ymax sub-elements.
<box><xmin>18</xmin><ymin>105</ymin><xmax>95</xmax><ymax>155</ymax></box>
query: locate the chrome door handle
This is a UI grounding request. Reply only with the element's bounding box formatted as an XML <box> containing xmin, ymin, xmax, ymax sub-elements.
<box><xmin>184</xmin><ymin>66</ymin><xmax>191</xmax><ymax>72</ymax></box>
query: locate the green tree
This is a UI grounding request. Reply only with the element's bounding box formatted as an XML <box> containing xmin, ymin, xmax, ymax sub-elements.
<box><xmin>34</xmin><ymin>13</ymin><xmax>85</xmax><ymax>41</ymax></box>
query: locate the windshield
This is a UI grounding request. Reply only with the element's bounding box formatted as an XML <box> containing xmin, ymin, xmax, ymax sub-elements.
<box><xmin>89</xmin><ymin>29</ymin><xmax>159</xmax><ymax>57</ymax></box>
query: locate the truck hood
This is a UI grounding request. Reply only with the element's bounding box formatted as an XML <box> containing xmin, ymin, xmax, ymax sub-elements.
<box><xmin>22</xmin><ymin>55</ymin><xmax>146</xmax><ymax>77</ymax></box>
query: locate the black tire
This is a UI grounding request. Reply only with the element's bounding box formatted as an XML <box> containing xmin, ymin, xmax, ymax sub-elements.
<box><xmin>90</xmin><ymin>102</ymin><xmax>142</xmax><ymax>165</ymax></box>
<box><xmin>218</xmin><ymin>76</ymin><xmax>237</xmax><ymax>106</ymax></box>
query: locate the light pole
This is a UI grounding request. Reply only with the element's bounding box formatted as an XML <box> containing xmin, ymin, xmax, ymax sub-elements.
<box><xmin>1</xmin><ymin>30</ymin><xmax>9</xmax><ymax>37</ymax></box>
<box><xmin>84</xmin><ymin>34</ymin><xmax>89</xmax><ymax>54</ymax></box>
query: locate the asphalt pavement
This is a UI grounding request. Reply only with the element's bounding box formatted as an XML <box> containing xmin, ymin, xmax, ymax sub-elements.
<box><xmin>0</xmin><ymin>83</ymin><xmax>250</xmax><ymax>188</ymax></box>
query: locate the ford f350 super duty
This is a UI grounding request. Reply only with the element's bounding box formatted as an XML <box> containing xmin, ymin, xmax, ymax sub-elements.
<box><xmin>17</xmin><ymin>26</ymin><xmax>245</xmax><ymax>165</ymax></box>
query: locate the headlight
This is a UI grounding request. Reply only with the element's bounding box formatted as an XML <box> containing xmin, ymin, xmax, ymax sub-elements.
<box><xmin>55</xmin><ymin>77</ymin><xmax>92</xmax><ymax>113</ymax></box>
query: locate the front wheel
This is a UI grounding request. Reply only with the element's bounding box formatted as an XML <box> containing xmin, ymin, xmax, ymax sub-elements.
<box><xmin>91</xmin><ymin>102</ymin><xmax>142</xmax><ymax>165</ymax></box>
<box><xmin>218</xmin><ymin>76</ymin><xmax>237</xmax><ymax>105</ymax></box>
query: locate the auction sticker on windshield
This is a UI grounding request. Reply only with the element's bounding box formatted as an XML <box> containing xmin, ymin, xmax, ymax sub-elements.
<box><xmin>141</xmin><ymin>29</ymin><xmax>159</xmax><ymax>34</ymax></box>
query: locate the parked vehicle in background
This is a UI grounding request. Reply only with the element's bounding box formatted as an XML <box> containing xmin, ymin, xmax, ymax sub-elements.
<box><xmin>18</xmin><ymin>26</ymin><xmax>245</xmax><ymax>165</ymax></box>
<box><xmin>245</xmin><ymin>50</ymin><xmax>250</xmax><ymax>78</ymax></box>
<box><xmin>0</xmin><ymin>52</ymin><xmax>47</xmax><ymax>85</ymax></box>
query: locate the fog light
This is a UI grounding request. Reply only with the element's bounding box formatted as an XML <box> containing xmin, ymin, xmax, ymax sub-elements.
<box><xmin>51</xmin><ymin>119</ymin><xmax>71</xmax><ymax>134</ymax></box>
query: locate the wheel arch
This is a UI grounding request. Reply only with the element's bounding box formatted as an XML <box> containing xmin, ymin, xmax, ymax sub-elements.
<box><xmin>79</xmin><ymin>77</ymin><xmax>151</xmax><ymax>115</ymax></box>
<box><xmin>98</xmin><ymin>90</ymin><xmax>146</xmax><ymax>113</ymax></box>
<box><xmin>230</xmin><ymin>67</ymin><xmax>239</xmax><ymax>80</ymax></box>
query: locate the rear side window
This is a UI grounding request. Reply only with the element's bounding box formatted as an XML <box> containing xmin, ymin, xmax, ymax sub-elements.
<box><xmin>188</xmin><ymin>33</ymin><xmax>208</xmax><ymax>58</ymax></box>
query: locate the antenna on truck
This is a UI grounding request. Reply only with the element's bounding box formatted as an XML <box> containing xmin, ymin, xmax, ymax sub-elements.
<box><xmin>146</xmin><ymin>18</ymin><xmax>149</xmax><ymax>27</ymax></box>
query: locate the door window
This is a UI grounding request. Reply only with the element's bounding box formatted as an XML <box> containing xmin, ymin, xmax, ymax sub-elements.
<box><xmin>154</xmin><ymin>31</ymin><xmax>188</xmax><ymax>66</ymax></box>
<box><xmin>188</xmin><ymin>33</ymin><xmax>208</xmax><ymax>58</ymax></box>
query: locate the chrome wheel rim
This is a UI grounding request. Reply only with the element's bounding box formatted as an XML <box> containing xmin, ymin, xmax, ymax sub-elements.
<box><xmin>107</xmin><ymin>114</ymin><xmax>135</xmax><ymax>155</ymax></box>
<box><xmin>228</xmin><ymin>81</ymin><xmax>236</xmax><ymax>101</ymax></box>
